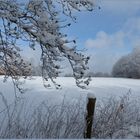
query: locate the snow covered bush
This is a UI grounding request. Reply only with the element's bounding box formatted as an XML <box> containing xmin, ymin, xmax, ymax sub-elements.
<box><xmin>93</xmin><ymin>91</ymin><xmax>139</xmax><ymax>138</ymax></box>
<box><xmin>112</xmin><ymin>47</ymin><xmax>140</xmax><ymax>78</ymax></box>
<box><xmin>0</xmin><ymin>96</ymin><xmax>86</xmax><ymax>138</ymax></box>
<box><xmin>0</xmin><ymin>91</ymin><xmax>140</xmax><ymax>138</ymax></box>
<box><xmin>0</xmin><ymin>0</ymin><xmax>95</xmax><ymax>89</ymax></box>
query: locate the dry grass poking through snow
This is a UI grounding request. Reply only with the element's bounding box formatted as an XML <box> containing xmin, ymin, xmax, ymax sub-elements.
<box><xmin>0</xmin><ymin>91</ymin><xmax>140</xmax><ymax>139</ymax></box>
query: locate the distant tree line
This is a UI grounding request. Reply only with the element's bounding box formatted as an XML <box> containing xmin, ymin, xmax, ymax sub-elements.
<box><xmin>3</xmin><ymin>47</ymin><xmax>139</xmax><ymax>79</ymax></box>
<box><xmin>64</xmin><ymin>72</ymin><xmax>111</xmax><ymax>77</ymax></box>
<box><xmin>112</xmin><ymin>47</ymin><xmax>140</xmax><ymax>79</ymax></box>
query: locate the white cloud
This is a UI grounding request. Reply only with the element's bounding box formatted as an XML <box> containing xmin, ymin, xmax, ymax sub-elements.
<box><xmin>123</xmin><ymin>18</ymin><xmax>140</xmax><ymax>34</ymax></box>
<box><xmin>85</xmin><ymin>17</ymin><xmax>140</xmax><ymax>50</ymax></box>
<box><xmin>85</xmin><ymin>31</ymin><xmax>111</xmax><ymax>48</ymax></box>
<box><xmin>123</xmin><ymin>17</ymin><xmax>140</xmax><ymax>47</ymax></box>
<box><xmin>85</xmin><ymin>17</ymin><xmax>140</xmax><ymax>73</ymax></box>
<box><xmin>85</xmin><ymin>31</ymin><xmax>125</xmax><ymax>48</ymax></box>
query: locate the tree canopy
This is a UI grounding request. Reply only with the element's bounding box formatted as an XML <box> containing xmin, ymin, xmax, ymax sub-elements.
<box><xmin>0</xmin><ymin>0</ymin><xmax>95</xmax><ymax>89</ymax></box>
<box><xmin>112</xmin><ymin>47</ymin><xmax>140</xmax><ymax>79</ymax></box>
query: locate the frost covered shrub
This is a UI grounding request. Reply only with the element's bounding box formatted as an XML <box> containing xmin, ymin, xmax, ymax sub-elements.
<box><xmin>0</xmin><ymin>97</ymin><xmax>86</xmax><ymax>138</ymax></box>
<box><xmin>0</xmin><ymin>92</ymin><xmax>140</xmax><ymax>139</ymax></box>
<box><xmin>0</xmin><ymin>0</ymin><xmax>95</xmax><ymax>89</ymax></box>
<box><xmin>112</xmin><ymin>47</ymin><xmax>140</xmax><ymax>79</ymax></box>
<box><xmin>93</xmin><ymin>91</ymin><xmax>140</xmax><ymax>139</ymax></box>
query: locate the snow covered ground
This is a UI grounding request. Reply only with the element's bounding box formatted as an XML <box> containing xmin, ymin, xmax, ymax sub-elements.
<box><xmin>0</xmin><ymin>76</ymin><xmax>140</xmax><ymax>111</ymax></box>
<box><xmin>0</xmin><ymin>76</ymin><xmax>140</xmax><ymax>139</ymax></box>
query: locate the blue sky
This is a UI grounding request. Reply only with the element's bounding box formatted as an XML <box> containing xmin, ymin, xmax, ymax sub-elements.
<box><xmin>60</xmin><ymin>0</ymin><xmax>140</xmax><ymax>73</ymax></box>
<box><xmin>13</xmin><ymin>0</ymin><xmax>140</xmax><ymax>73</ymax></box>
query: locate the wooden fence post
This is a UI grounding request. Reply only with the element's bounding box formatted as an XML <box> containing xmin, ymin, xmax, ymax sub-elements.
<box><xmin>84</xmin><ymin>94</ymin><xmax>96</xmax><ymax>139</ymax></box>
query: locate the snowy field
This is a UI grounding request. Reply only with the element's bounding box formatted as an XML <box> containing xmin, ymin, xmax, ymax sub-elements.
<box><xmin>0</xmin><ymin>76</ymin><xmax>140</xmax><ymax>138</ymax></box>
<box><xmin>0</xmin><ymin>76</ymin><xmax>140</xmax><ymax>111</ymax></box>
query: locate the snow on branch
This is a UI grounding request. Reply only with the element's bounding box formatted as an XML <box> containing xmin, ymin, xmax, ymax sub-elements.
<box><xmin>56</xmin><ymin>0</ymin><xmax>94</xmax><ymax>20</ymax></box>
<box><xmin>0</xmin><ymin>0</ymin><xmax>94</xmax><ymax>89</ymax></box>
